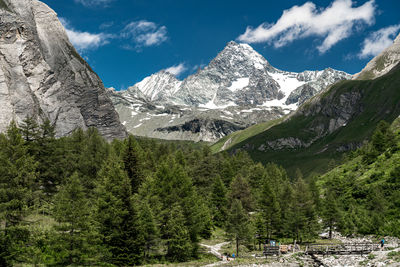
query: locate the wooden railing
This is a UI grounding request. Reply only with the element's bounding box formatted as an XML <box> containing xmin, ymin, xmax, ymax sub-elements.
<box><xmin>305</xmin><ymin>243</ymin><xmax>380</xmax><ymax>255</ymax></box>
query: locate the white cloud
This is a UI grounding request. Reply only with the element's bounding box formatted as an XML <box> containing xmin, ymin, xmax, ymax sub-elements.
<box><xmin>99</xmin><ymin>21</ymin><xmax>114</xmax><ymax>30</ymax></box>
<box><xmin>165</xmin><ymin>63</ymin><xmax>187</xmax><ymax>76</ymax></box>
<box><xmin>74</xmin><ymin>0</ymin><xmax>113</xmax><ymax>8</ymax></box>
<box><xmin>60</xmin><ymin>18</ymin><xmax>111</xmax><ymax>51</ymax></box>
<box><xmin>358</xmin><ymin>24</ymin><xmax>400</xmax><ymax>58</ymax></box>
<box><xmin>191</xmin><ymin>64</ymin><xmax>206</xmax><ymax>72</ymax></box>
<box><xmin>237</xmin><ymin>0</ymin><xmax>376</xmax><ymax>53</ymax></box>
<box><xmin>121</xmin><ymin>20</ymin><xmax>168</xmax><ymax>49</ymax></box>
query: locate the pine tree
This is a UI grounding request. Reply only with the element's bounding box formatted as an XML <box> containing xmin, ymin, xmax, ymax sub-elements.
<box><xmin>288</xmin><ymin>177</ymin><xmax>317</xmax><ymax>242</ymax></box>
<box><xmin>226</xmin><ymin>199</ymin><xmax>251</xmax><ymax>257</ymax></box>
<box><xmin>321</xmin><ymin>190</ymin><xmax>341</xmax><ymax>239</ymax></box>
<box><xmin>51</xmin><ymin>172</ymin><xmax>102</xmax><ymax>265</ymax></box>
<box><xmin>95</xmin><ymin>151</ymin><xmax>143</xmax><ymax>265</ymax></box>
<box><xmin>79</xmin><ymin>128</ymin><xmax>109</xmax><ymax>191</ymax></box>
<box><xmin>229</xmin><ymin>175</ymin><xmax>254</xmax><ymax>212</ymax></box>
<box><xmin>137</xmin><ymin>200</ymin><xmax>159</xmax><ymax>259</ymax></box>
<box><xmin>254</xmin><ymin>212</ymin><xmax>266</xmax><ymax>250</ymax></box>
<box><xmin>122</xmin><ymin>135</ymin><xmax>143</xmax><ymax>193</ymax></box>
<box><xmin>211</xmin><ymin>176</ymin><xmax>228</xmax><ymax>227</ymax></box>
<box><xmin>165</xmin><ymin>204</ymin><xmax>192</xmax><ymax>262</ymax></box>
<box><xmin>0</xmin><ymin>121</ymin><xmax>36</xmax><ymax>265</ymax></box>
<box><xmin>189</xmin><ymin>149</ymin><xmax>218</xmax><ymax>195</ymax></box>
<box><xmin>152</xmin><ymin>159</ymin><xmax>209</xmax><ymax>257</ymax></box>
<box><xmin>36</xmin><ymin>119</ymin><xmax>58</xmax><ymax>194</ymax></box>
<box><xmin>19</xmin><ymin>116</ymin><xmax>40</xmax><ymax>155</ymax></box>
<box><xmin>258</xmin><ymin>178</ymin><xmax>280</xmax><ymax>240</ymax></box>
<box><xmin>280</xmin><ymin>182</ymin><xmax>294</xmax><ymax>238</ymax></box>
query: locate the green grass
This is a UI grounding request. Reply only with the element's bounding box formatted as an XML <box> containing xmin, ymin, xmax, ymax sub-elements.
<box><xmin>200</xmin><ymin>227</ymin><xmax>228</xmax><ymax>246</ymax></box>
<box><xmin>136</xmin><ymin>135</ymin><xmax>211</xmax><ymax>150</ymax></box>
<box><xmin>391</xmin><ymin>116</ymin><xmax>400</xmax><ymax>133</ymax></box>
<box><xmin>357</xmin><ymin>54</ymin><xmax>388</xmax><ymax>80</ymax></box>
<box><xmin>318</xmin><ymin>140</ymin><xmax>400</xmax><ymax>191</ymax></box>
<box><xmin>211</xmin><ymin>117</ymin><xmax>284</xmax><ymax>153</ymax></box>
<box><xmin>388</xmin><ymin>251</ymin><xmax>400</xmax><ymax>262</ymax></box>
<box><xmin>226</xmin><ymin>63</ymin><xmax>400</xmax><ymax>178</ymax></box>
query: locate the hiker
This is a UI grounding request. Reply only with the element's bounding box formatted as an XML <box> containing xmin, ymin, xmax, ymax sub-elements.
<box><xmin>380</xmin><ymin>238</ymin><xmax>385</xmax><ymax>251</ymax></box>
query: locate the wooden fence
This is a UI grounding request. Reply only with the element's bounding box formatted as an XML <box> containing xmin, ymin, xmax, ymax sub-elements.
<box><xmin>305</xmin><ymin>243</ymin><xmax>380</xmax><ymax>255</ymax></box>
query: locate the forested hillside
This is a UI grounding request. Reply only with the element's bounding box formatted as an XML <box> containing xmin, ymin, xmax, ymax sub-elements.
<box><xmin>0</xmin><ymin>117</ymin><xmax>399</xmax><ymax>266</ymax></box>
<box><xmin>318</xmin><ymin>120</ymin><xmax>400</xmax><ymax>238</ymax></box>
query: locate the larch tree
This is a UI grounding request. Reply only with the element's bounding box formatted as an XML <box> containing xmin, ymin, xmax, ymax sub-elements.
<box><xmin>0</xmin><ymin>121</ymin><xmax>36</xmax><ymax>265</ymax></box>
<box><xmin>52</xmin><ymin>172</ymin><xmax>102</xmax><ymax>265</ymax></box>
<box><xmin>226</xmin><ymin>199</ymin><xmax>251</xmax><ymax>257</ymax></box>
<box><xmin>95</xmin><ymin>151</ymin><xmax>143</xmax><ymax>265</ymax></box>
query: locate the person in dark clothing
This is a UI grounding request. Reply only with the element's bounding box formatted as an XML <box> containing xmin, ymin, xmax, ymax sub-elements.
<box><xmin>380</xmin><ymin>238</ymin><xmax>385</xmax><ymax>250</ymax></box>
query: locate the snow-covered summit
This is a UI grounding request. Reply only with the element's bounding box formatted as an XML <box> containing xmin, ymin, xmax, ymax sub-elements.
<box><xmin>111</xmin><ymin>41</ymin><xmax>351</xmax><ymax>142</ymax></box>
<box><xmin>120</xmin><ymin>41</ymin><xmax>351</xmax><ymax>111</ymax></box>
<box><xmin>131</xmin><ymin>70</ymin><xmax>182</xmax><ymax>102</ymax></box>
<box><xmin>209</xmin><ymin>41</ymin><xmax>274</xmax><ymax>72</ymax></box>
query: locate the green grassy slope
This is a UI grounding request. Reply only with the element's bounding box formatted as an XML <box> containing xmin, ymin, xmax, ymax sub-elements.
<box><xmin>227</xmin><ymin>63</ymin><xmax>400</xmax><ymax>177</ymax></box>
<box><xmin>210</xmin><ymin>117</ymin><xmax>284</xmax><ymax>153</ymax></box>
<box><xmin>315</xmin><ymin>123</ymin><xmax>400</xmax><ymax>237</ymax></box>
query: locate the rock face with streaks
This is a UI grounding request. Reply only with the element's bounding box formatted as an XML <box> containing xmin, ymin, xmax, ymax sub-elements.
<box><xmin>0</xmin><ymin>0</ymin><xmax>126</xmax><ymax>140</ymax></box>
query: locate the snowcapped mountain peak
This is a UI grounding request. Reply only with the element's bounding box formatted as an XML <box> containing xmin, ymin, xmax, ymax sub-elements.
<box><xmin>120</xmin><ymin>42</ymin><xmax>350</xmax><ymax>111</ymax></box>
<box><xmin>134</xmin><ymin>70</ymin><xmax>182</xmax><ymax>101</ymax></box>
<box><xmin>111</xmin><ymin>42</ymin><xmax>351</xmax><ymax>142</ymax></box>
<box><xmin>210</xmin><ymin>40</ymin><xmax>273</xmax><ymax>72</ymax></box>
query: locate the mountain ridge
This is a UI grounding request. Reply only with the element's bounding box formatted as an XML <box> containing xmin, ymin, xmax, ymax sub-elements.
<box><xmin>354</xmin><ymin>33</ymin><xmax>400</xmax><ymax>80</ymax></box>
<box><xmin>111</xmin><ymin>41</ymin><xmax>350</xmax><ymax>142</ymax></box>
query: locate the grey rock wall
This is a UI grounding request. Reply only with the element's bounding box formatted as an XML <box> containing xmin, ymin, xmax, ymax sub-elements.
<box><xmin>0</xmin><ymin>0</ymin><xmax>126</xmax><ymax>140</ymax></box>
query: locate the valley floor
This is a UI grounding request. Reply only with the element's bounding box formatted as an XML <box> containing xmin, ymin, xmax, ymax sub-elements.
<box><xmin>154</xmin><ymin>233</ymin><xmax>400</xmax><ymax>267</ymax></box>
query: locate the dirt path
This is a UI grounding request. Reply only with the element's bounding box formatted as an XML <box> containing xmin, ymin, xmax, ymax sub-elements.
<box><xmin>201</xmin><ymin>242</ymin><xmax>232</xmax><ymax>266</ymax></box>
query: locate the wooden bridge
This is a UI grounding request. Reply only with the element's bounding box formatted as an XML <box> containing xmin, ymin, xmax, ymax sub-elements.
<box><xmin>305</xmin><ymin>243</ymin><xmax>380</xmax><ymax>255</ymax></box>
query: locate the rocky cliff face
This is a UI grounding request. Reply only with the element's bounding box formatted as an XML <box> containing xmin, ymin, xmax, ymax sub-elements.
<box><xmin>111</xmin><ymin>41</ymin><xmax>350</xmax><ymax>142</ymax></box>
<box><xmin>0</xmin><ymin>0</ymin><xmax>126</xmax><ymax>140</ymax></box>
<box><xmin>354</xmin><ymin>33</ymin><xmax>400</xmax><ymax>80</ymax></box>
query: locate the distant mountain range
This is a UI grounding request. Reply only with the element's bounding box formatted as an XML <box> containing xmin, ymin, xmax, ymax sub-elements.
<box><xmin>110</xmin><ymin>41</ymin><xmax>351</xmax><ymax>142</ymax></box>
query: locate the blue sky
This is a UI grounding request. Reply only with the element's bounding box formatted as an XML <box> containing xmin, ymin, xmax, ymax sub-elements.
<box><xmin>41</xmin><ymin>0</ymin><xmax>400</xmax><ymax>90</ymax></box>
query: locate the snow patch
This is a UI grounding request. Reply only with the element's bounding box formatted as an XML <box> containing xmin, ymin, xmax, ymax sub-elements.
<box><xmin>228</xmin><ymin>77</ymin><xmax>249</xmax><ymax>91</ymax></box>
<box><xmin>268</xmin><ymin>72</ymin><xmax>305</xmax><ymax>96</ymax></box>
<box><xmin>133</xmin><ymin>123</ymin><xmax>142</xmax><ymax>129</ymax></box>
<box><xmin>220</xmin><ymin>115</ymin><xmax>232</xmax><ymax>120</ymax></box>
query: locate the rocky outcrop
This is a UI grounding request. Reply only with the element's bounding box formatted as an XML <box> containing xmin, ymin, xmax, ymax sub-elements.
<box><xmin>286</xmin><ymin>68</ymin><xmax>351</xmax><ymax>105</ymax></box>
<box><xmin>156</xmin><ymin>118</ymin><xmax>244</xmax><ymax>142</ymax></box>
<box><xmin>354</xmin><ymin>33</ymin><xmax>400</xmax><ymax>80</ymax></box>
<box><xmin>285</xmin><ymin>84</ymin><xmax>318</xmax><ymax>105</ymax></box>
<box><xmin>0</xmin><ymin>0</ymin><xmax>126</xmax><ymax>140</ymax></box>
